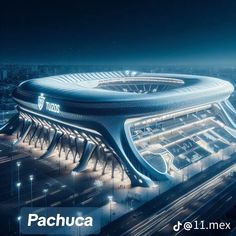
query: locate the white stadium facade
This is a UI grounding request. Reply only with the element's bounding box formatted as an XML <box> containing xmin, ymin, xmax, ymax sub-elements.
<box><xmin>1</xmin><ymin>71</ymin><xmax>236</xmax><ymax>187</ymax></box>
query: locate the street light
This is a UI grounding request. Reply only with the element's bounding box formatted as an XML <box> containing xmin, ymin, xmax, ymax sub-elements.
<box><xmin>108</xmin><ymin>195</ymin><xmax>113</xmax><ymax>223</ymax></box>
<box><xmin>17</xmin><ymin>216</ymin><xmax>21</xmax><ymax>236</ymax></box>
<box><xmin>16</xmin><ymin>161</ymin><xmax>21</xmax><ymax>181</ymax></box>
<box><xmin>72</xmin><ymin>172</ymin><xmax>76</xmax><ymax>206</ymax></box>
<box><xmin>29</xmin><ymin>175</ymin><xmax>34</xmax><ymax>207</ymax></box>
<box><xmin>43</xmin><ymin>188</ymin><xmax>48</xmax><ymax>207</ymax></box>
<box><xmin>10</xmin><ymin>153</ymin><xmax>13</xmax><ymax>196</ymax></box>
<box><xmin>16</xmin><ymin>182</ymin><xmax>21</xmax><ymax>222</ymax></box>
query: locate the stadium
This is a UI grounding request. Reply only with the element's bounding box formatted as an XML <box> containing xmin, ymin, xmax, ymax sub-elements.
<box><xmin>1</xmin><ymin>71</ymin><xmax>236</xmax><ymax>187</ymax></box>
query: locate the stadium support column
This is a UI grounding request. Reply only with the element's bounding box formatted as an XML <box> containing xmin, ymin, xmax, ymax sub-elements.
<box><xmin>102</xmin><ymin>154</ymin><xmax>109</xmax><ymax>175</ymax></box>
<box><xmin>93</xmin><ymin>146</ymin><xmax>101</xmax><ymax>171</ymax></box>
<box><xmin>35</xmin><ymin>126</ymin><xmax>44</xmax><ymax>148</ymax></box>
<box><xmin>111</xmin><ymin>157</ymin><xmax>115</xmax><ymax>178</ymax></box>
<box><xmin>40</xmin><ymin>129</ymin><xmax>47</xmax><ymax>150</ymax></box>
<box><xmin>16</xmin><ymin>121</ymin><xmax>22</xmax><ymax>139</ymax></box>
<box><xmin>65</xmin><ymin>148</ymin><xmax>71</xmax><ymax>160</ymax></box>
<box><xmin>43</xmin><ymin>127</ymin><xmax>51</xmax><ymax>148</ymax></box>
<box><xmin>71</xmin><ymin>136</ymin><xmax>76</xmax><ymax>156</ymax></box>
<box><xmin>59</xmin><ymin>136</ymin><xmax>64</xmax><ymax>157</ymax></box>
<box><xmin>28</xmin><ymin>124</ymin><xmax>39</xmax><ymax>145</ymax></box>
<box><xmin>73</xmin><ymin>137</ymin><xmax>79</xmax><ymax>163</ymax></box>
<box><xmin>101</xmin><ymin>117</ymin><xmax>154</xmax><ymax>187</ymax></box>
<box><xmin>14</xmin><ymin>119</ymin><xmax>32</xmax><ymax>145</ymax></box>
<box><xmin>0</xmin><ymin>114</ymin><xmax>20</xmax><ymax>135</ymax></box>
<box><xmin>121</xmin><ymin>166</ymin><xmax>124</xmax><ymax>181</ymax></box>
<box><xmin>73</xmin><ymin>140</ymin><xmax>96</xmax><ymax>173</ymax></box>
<box><xmin>40</xmin><ymin>131</ymin><xmax>63</xmax><ymax>159</ymax></box>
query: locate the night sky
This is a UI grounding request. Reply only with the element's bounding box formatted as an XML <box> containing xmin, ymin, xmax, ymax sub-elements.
<box><xmin>1</xmin><ymin>0</ymin><xmax>236</xmax><ymax>65</ymax></box>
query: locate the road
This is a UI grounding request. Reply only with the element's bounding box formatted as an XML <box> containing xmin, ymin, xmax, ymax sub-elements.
<box><xmin>144</xmin><ymin>165</ymin><xmax>236</xmax><ymax>235</ymax></box>
<box><xmin>101</xmin><ymin>154</ymin><xmax>236</xmax><ymax>236</ymax></box>
<box><xmin>173</xmin><ymin>184</ymin><xmax>236</xmax><ymax>235</ymax></box>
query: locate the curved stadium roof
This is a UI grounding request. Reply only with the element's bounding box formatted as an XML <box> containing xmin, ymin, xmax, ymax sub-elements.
<box><xmin>13</xmin><ymin>71</ymin><xmax>234</xmax><ymax>116</ymax></box>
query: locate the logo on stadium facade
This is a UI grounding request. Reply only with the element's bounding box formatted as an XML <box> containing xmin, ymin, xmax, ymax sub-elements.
<box><xmin>37</xmin><ymin>93</ymin><xmax>60</xmax><ymax>113</ymax></box>
<box><xmin>38</xmin><ymin>94</ymin><xmax>45</xmax><ymax>111</ymax></box>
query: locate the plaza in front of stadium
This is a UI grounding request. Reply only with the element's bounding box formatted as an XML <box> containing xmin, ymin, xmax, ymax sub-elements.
<box><xmin>0</xmin><ymin>71</ymin><xmax>236</xmax><ymax>233</ymax></box>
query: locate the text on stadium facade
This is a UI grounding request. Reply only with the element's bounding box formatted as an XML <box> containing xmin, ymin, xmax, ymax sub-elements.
<box><xmin>38</xmin><ymin>94</ymin><xmax>60</xmax><ymax>113</ymax></box>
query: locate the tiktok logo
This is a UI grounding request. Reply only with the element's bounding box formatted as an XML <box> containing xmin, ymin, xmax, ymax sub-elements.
<box><xmin>173</xmin><ymin>221</ymin><xmax>182</xmax><ymax>232</ymax></box>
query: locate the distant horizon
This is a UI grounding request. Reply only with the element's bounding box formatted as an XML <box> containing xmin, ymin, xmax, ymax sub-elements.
<box><xmin>0</xmin><ymin>62</ymin><xmax>236</xmax><ymax>68</ymax></box>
